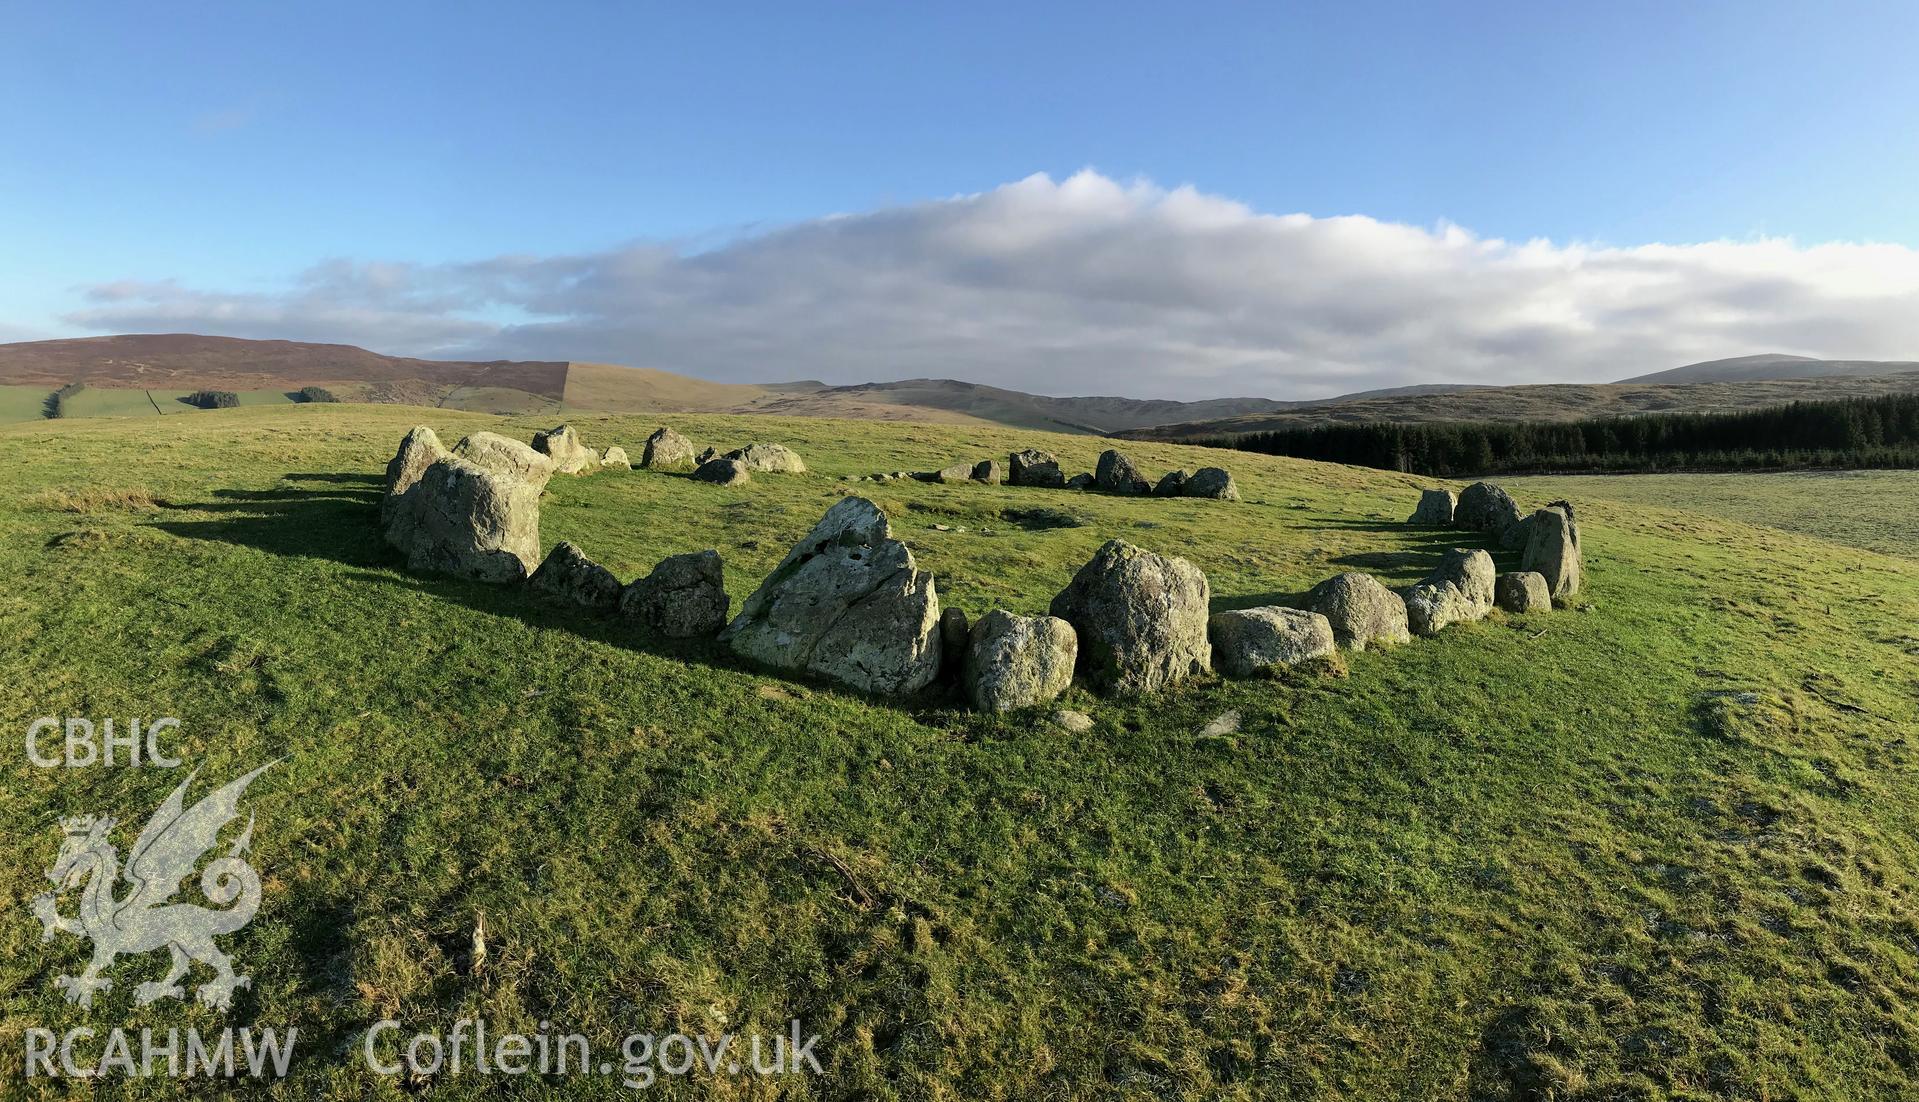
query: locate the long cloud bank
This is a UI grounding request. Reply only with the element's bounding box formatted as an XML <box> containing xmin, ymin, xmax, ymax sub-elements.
<box><xmin>63</xmin><ymin>171</ymin><xmax>1919</xmax><ymax>399</ymax></box>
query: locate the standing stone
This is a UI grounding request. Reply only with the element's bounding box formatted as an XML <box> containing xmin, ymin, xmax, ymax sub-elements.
<box><xmin>1522</xmin><ymin>506</ymin><xmax>1582</xmax><ymax>599</ymax></box>
<box><xmin>532</xmin><ymin>423</ymin><xmax>596</xmax><ymax>474</ymax></box>
<box><xmin>1208</xmin><ymin>606</ymin><xmax>1335</xmax><ymax>677</ymax></box>
<box><xmin>970</xmin><ymin>459</ymin><xmax>1003</xmax><ymax>484</ymax></box>
<box><xmin>720</xmin><ymin>497</ymin><xmax>941</xmax><ymax>696</ymax></box>
<box><xmin>1495</xmin><ymin>570</ymin><xmax>1552</xmax><ymax>613</ymax></box>
<box><xmin>722</xmin><ymin>443</ymin><xmax>806</xmax><ymax>473</ymax></box>
<box><xmin>1049</xmin><ymin>540</ymin><xmax>1211</xmax><ymax>696</ymax></box>
<box><xmin>935</xmin><ymin>462</ymin><xmax>976</xmax><ymax>484</ymax></box>
<box><xmin>1403</xmin><ymin>581</ymin><xmax>1470</xmax><ymax>637</ymax></box>
<box><xmin>964</xmin><ymin>611</ymin><xmax>1077</xmax><ymax>712</ymax></box>
<box><xmin>1183</xmin><ymin>468</ymin><xmax>1239</xmax><ymax>501</ymax></box>
<box><xmin>1064</xmin><ymin>473</ymin><xmax>1095</xmax><ymax>491</ymax></box>
<box><xmin>529</xmin><ymin>541</ymin><xmax>622</xmax><ymax>610</ymax></box>
<box><xmin>622</xmin><ymin>550</ymin><xmax>730</xmax><ymax>637</ymax></box>
<box><xmin>402</xmin><ymin>433</ymin><xmax>556</xmax><ymax>582</ymax></box>
<box><xmin>1154</xmin><ymin>469</ymin><xmax>1191</xmax><ymax>497</ymax></box>
<box><xmin>1409</xmin><ymin>489</ymin><xmax>1456</xmax><ymax>525</ymax></box>
<box><xmin>1302</xmin><ymin>572</ymin><xmax>1410</xmax><ymax>651</ymax></box>
<box><xmin>381</xmin><ymin>426</ymin><xmax>447</xmax><ymax>549</ymax></box>
<box><xmin>692</xmin><ymin>458</ymin><xmax>751</xmax><ymax>486</ymax></box>
<box><xmin>641</xmin><ymin>427</ymin><xmax>698</xmax><ymax>471</ymax></box>
<box><xmin>600</xmin><ymin>446</ymin><xmax>631</xmax><ymax>469</ymax></box>
<box><xmin>1094</xmin><ymin>450</ymin><xmax>1151</xmax><ymax>495</ymax></box>
<box><xmin>1456</xmin><ymin>482</ymin><xmax>1526</xmax><ymax>545</ymax></box>
<box><xmin>1008</xmin><ymin>449</ymin><xmax>1065</xmax><ymax>488</ymax></box>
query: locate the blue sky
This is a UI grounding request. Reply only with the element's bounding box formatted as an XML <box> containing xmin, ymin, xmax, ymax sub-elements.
<box><xmin>5</xmin><ymin>1</ymin><xmax>1919</xmax><ymax>397</ymax></box>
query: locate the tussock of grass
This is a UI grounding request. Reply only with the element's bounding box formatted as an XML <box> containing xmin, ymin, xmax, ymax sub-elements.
<box><xmin>27</xmin><ymin>485</ymin><xmax>159</xmax><ymax>512</ymax></box>
<box><xmin>1</xmin><ymin>406</ymin><xmax>1917</xmax><ymax>1099</ymax></box>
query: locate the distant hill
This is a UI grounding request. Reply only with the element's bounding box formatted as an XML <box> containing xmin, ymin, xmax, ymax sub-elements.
<box><xmin>1619</xmin><ymin>352</ymin><xmax>1919</xmax><ymax>385</ymax></box>
<box><xmin>1120</xmin><ymin>373</ymin><xmax>1919</xmax><ymax>441</ymax></box>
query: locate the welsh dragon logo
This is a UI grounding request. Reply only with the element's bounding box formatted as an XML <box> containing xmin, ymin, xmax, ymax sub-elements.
<box><xmin>31</xmin><ymin>763</ymin><xmax>276</xmax><ymax>1010</ymax></box>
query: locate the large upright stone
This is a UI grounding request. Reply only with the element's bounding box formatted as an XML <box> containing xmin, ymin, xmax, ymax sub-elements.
<box><xmin>1008</xmin><ymin>449</ymin><xmax>1065</xmax><ymax>488</ymax></box>
<box><xmin>402</xmin><ymin>433</ymin><xmax>556</xmax><ymax>582</ymax></box>
<box><xmin>970</xmin><ymin>459</ymin><xmax>1004</xmax><ymax>485</ymax></box>
<box><xmin>622</xmin><ymin>550</ymin><xmax>729</xmax><ymax>637</ymax></box>
<box><xmin>1049</xmin><ymin>540</ymin><xmax>1211</xmax><ymax>696</ymax></box>
<box><xmin>532</xmin><ymin>423</ymin><xmax>596</xmax><ymax>474</ymax></box>
<box><xmin>964</xmin><ymin>611</ymin><xmax>1078</xmax><ymax>712</ymax></box>
<box><xmin>1302</xmin><ymin>572</ymin><xmax>1410</xmax><ymax>651</ymax></box>
<box><xmin>1456</xmin><ymin>482</ymin><xmax>1526</xmax><ymax>546</ymax></box>
<box><xmin>529</xmin><ymin>541</ymin><xmax>622</xmax><ymax>610</ymax></box>
<box><xmin>1430</xmin><ymin>548</ymin><xmax>1496</xmax><ymax>618</ymax></box>
<box><xmin>1094</xmin><ymin>449</ymin><xmax>1150</xmax><ymax>495</ymax></box>
<box><xmin>723</xmin><ymin>443</ymin><xmax>806</xmax><ymax>473</ymax></box>
<box><xmin>1403</xmin><ymin>581</ymin><xmax>1469</xmax><ymax>637</ymax></box>
<box><xmin>1183</xmin><ymin>467</ymin><xmax>1239</xmax><ymax>501</ymax></box>
<box><xmin>1209</xmin><ymin>606</ymin><xmax>1335</xmax><ymax>677</ymax></box>
<box><xmin>381</xmin><ymin>426</ymin><xmax>447</xmax><ymax>548</ymax></box>
<box><xmin>720</xmin><ymin>498</ymin><xmax>941</xmax><ymax>696</ymax></box>
<box><xmin>641</xmin><ymin>427</ymin><xmax>698</xmax><ymax>471</ymax></box>
<box><xmin>1409</xmin><ymin>489</ymin><xmax>1456</xmax><ymax>525</ymax></box>
<box><xmin>1522</xmin><ymin>506</ymin><xmax>1582</xmax><ymax>599</ymax></box>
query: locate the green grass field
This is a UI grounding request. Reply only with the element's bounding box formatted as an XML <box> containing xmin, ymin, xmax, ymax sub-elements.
<box><xmin>3</xmin><ymin>406</ymin><xmax>1918</xmax><ymax>1099</ymax></box>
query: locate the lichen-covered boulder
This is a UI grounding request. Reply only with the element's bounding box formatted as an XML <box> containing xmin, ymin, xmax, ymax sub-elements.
<box><xmin>1456</xmin><ymin>481</ymin><xmax>1526</xmax><ymax>545</ymax></box>
<box><xmin>720</xmin><ymin>497</ymin><xmax>941</xmax><ymax>696</ymax></box>
<box><xmin>723</xmin><ymin>443</ymin><xmax>806</xmax><ymax>473</ymax></box>
<box><xmin>532</xmin><ymin>423</ymin><xmax>596</xmax><ymax>474</ymax></box>
<box><xmin>622</xmin><ymin>550</ymin><xmax>729</xmax><ymax>637</ymax></box>
<box><xmin>1008</xmin><ymin>449</ymin><xmax>1065</xmax><ymax>488</ymax></box>
<box><xmin>1064</xmin><ymin>473</ymin><xmax>1095</xmax><ymax>491</ymax></box>
<box><xmin>964</xmin><ymin>611</ymin><xmax>1077</xmax><ymax>712</ymax></box>
<box><xmin>1409</xmin><ymin>489</ymin><xmax>1456</xmax><ymax>525</ymax></box>
<box><xmin>401</xmin><ymin>433</ymin><xmax>556</xmax><ymax>582</ymax></box>
<box><xmin>1429</xmin><ymin>547</ymin><xmax>1496</xmax><ymax>619</ymax></box>
<box><xmin>1049</xmin><ymin>540</ymin><xmax>1210</xmax><ymax>696</ymax></box>
<box><xmin>1094</xmin><ymin>449</ymin><xmax>1151</xmax><ymax>495</ymax></box>
<box><xmin>641</xmin><ymin>427</ymin><xmax>699</xmax><ymax>471</ymax></box>
<box><xmin>970</xmin><ymin>459</ymin><xmax>1003</xmax><ymax>485</ymax></box>
<box><xmin>1403</xmin><ymin>580</ymin><xmax>1469</xmax><ymax>636</ymax></box>
<box><xmin>935</xmin><ymin>462</ymin><xmax>975</xmax><ymax>484</ymax></box>
<box><xmin>1522</xmin><ymin>506</ymin><xmax>1582</xmax><ymax>598</ymax></box>
<box><xmin>1154</xmin><ymin>469</ymin><xmax>1191</xmax><ymax>497</ymax></box>
<box><xmin>1302</xmin><ymin>572</ymin><xmax>1410</xmax><ymax>651</ymax></box>
<box><xmin>600</xmin><ymin>446</ymin><xmax>630</xmax><ymax>469</ymax></box>
<box><xmin>381</xmin><ymin>426</ymin><xmax>447</xmax><ymax>548</ymax></box>
<box><xmin>692</xmin><ymin>457</ymin><xmax>751</xmax><ymax>486</ymax></box>
<box><xmin>1209</xmin><ymin>606</ymin><xmax>1335</xmax><ymax>677</ymax></box>
<box><xmin>529</xmin><ymin>541</ymin><xmax>622</xmax><ymax>610</ymax></box>
<box><xmin>1183</xmin><ymin>467</ymin><xmax>1239</xmax><ymax>501</ymax></box>
<box><xmin>1495</xmin><ymin>570</ymin><xmax>1552</xmax><ymax>613</ymax></box>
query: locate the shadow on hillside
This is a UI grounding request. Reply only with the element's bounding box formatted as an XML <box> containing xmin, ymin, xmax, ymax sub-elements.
<box><xmin>146</xmin><ymin>476</ymin><xmax>388</xmax><ymax>567</ymax></box>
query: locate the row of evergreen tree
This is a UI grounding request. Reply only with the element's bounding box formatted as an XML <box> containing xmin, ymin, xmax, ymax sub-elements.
<box><xmin>1199</xmin><ymin>392</ymin><xmax>1919</xmax><ymax>476</ymax></box>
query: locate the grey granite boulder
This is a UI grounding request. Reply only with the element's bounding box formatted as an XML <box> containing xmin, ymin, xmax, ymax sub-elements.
<box><xmin>600</xmin><ymin>446</ymin><xmax>630</xmax><ymax>470</ymax></box>
<box><xmin>1154</xmin><ymin>469</ymin><xmax>1191</xmax><ymax>496</ymax></box>
<box><xmin>1409</xmin><ymin>489</ymin><xmax>1456</xmax><ymax>525</ymax></box>
<box><xmin>1094</xmin><ymin>449</ymin><xmax>1151</xmax><ymax>495</ymax></box>
<box><xmin>720</xmin><ymin>497</ymin><xmax>942</xmax><ymax>696</ymax></box>
<box><xmin>970</xmin><ymin>459</ymin><xmax>1004</xmax><ymax>485</ymax></box>
<box><xmin>1183</xmin><ymin>467</ymin><xmax>1239</xmax><ymax>501</ymax></box>
<box><xmin>964</xmin><ymin>611</ymin><xmax>1078</xmax><ymax>712</ymax></box>
<box><xmin>723</xmin><ymin>442</ymin><xmax>806</xmax><ymax>473</ymax></box>
<box><xmin>1429</xmin><ymin>547</ymin><xmax>1496</xmax><ymax>619</ymax></box>
<box><xmin>1495</xmin><ymin>570</ymin><xmax>1552</xmax><ymax>613</ymax></box>
<box><xmin>1064</xmin><ymin>472</ymin><xmax>1095</xmax><ymax>491</ymax></box>
<box><xmin>692</xmin><ymin>457</ymin><xmax>751</xmax><ymax>486</ymax></box>
<box><xmin>1049</xmin><ymin>540</ymin><xmax>1211</xmax><ymax>696</ymax></box>
<box><xmin>1209</xmin><ymin>606</ymin><xmax>1335</xmax><ymax>677</ymax></box>
<box><xmin>1403</xmin><ymin>580</ymin><xmax>1469</xmax><ymax>637</ymax></box>
<box><xmin>532</xmin><ymin>423</ymin><xmax>596</xmax><ymax>474</ymax></box>
<box><xmin>400</xmin><ymin>433</ymin><xmax>556</xmax><ymax>582</ymax></box>
<box><xmin>381</xmin><ymin>425</ymin><xmax>447</xmax><ymax>549</ymax></box>
<box><xmin>1456</xmin><ymin>481</ymin><xmax>1526</xmax><ymax>546</ymax></box>
<box><xmin>529</xmin><ymin>541</ymin><xmax>622</xmax><ymax>610</ymax></box>
<box><xmin>1302</xmin><ymin>572</ymin><xmax>1410</xmax><ymax>651</ymax></box>
<box><xmin>1008</xmin><ymin>449</ymin><xmax>1065</xmax><ymax>488</ymax></box>
<box><xmin>641</xmin><ymin>427</ymin><xmax>699</xmax><ymax>471</ymax></box>
<box><xmin>622</xmin><ymin>550</ymin><xmax>730</xmax><ymax>637</ymax></box>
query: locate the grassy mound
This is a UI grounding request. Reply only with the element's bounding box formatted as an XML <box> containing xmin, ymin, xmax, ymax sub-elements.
<box><xmin>1</xmin><ymin>405</ymin><xmax>1916</xmax><ymax>1100</ymax></box>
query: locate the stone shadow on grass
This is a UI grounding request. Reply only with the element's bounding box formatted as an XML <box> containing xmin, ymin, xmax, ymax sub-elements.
<box><xmin>147</xmin><ymin>480</ymin><xmax>390</xmax><ymax>567</ymax></box>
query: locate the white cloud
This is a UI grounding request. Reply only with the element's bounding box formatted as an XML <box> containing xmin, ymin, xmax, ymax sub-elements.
<box><xmin>60</xmin><ymin>170</ymin><xmax>1919</xmax><ymax>399</ymax></box>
